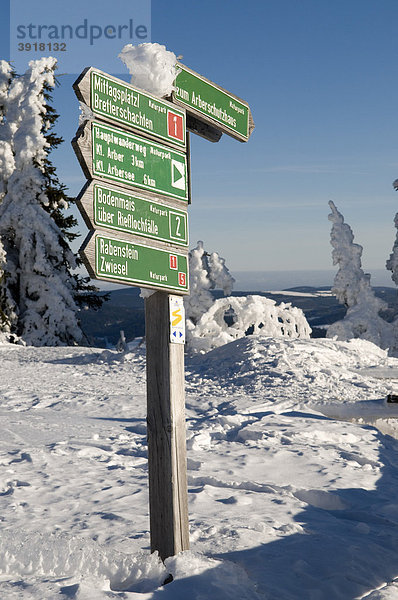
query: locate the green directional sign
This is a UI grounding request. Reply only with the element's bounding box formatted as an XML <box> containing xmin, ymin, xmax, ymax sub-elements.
<box><xmin>91</xmin><ymin>121</ymin><xmax>189</xmax><ymax>201</ymax></box>
<box><xmin>174</xmin><ymin>63</ymin><xmax>252</xmax><ymax>142</ymax></box>
<box><xmin>74</xmin><ymin>68</ymin><xmax>186</xmax><ymax>149</ymax></box>
<box><xmin>85</xmin><ymin>233</ymin><xmax>189</xmax><ymax>293</ymax></box>
<box><xmin>87</xmin><ymin>182</ymin><xmax>188</xmax><ymax>246</ymax></box>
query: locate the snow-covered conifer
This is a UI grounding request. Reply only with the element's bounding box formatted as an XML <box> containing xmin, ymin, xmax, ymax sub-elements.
<box><xmin>384</xmin><ymin>186</ymin><xmax>398</xmax><ymax>355</ymax></box>
<box><xmin>386</xmin><ymin>210</ymin><xmax>398</xmax><ymax>286</ymax></box>
<box><xmin>184</xmin><ymin>241</ymin><xmax>235</xmax><ymax>325</ymax></box>
<box><xmin>326</xmin><ymin>201</ymin><xmax>391</xmax><ymax>348</ymax></box>
<box><xmin>0</xmin><ymin>60</ymin><xmax>14</xmax><ymax>201</ymax></box>
<box><xmin>328</xmin><ymin>200</ymin><xmax>368</xmax><ymax>307</ymax></box>
<box><xmin>0</xmin><ymin>58</ymin><xmax>94</xmax><ymax>345</ymax></box>
<box><xmin>0</xmin><ymin>61</ymin><xmax>14</xmax><ymax>335</ymax></box>
<box><xmin>184</xmin><ymin>242</ymin><xmax>235</xmax><ymax>351</ymax></box>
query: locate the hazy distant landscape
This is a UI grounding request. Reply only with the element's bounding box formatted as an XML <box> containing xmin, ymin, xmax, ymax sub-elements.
<box><xmin>234</xmin><ymin>270</ymin><xmax>394</xmax><ymax>290</ymax></box>
<box><xmin>79</xmin><ymin>282</ymin><xmax>398</xmax><ymax>347</ymax></box>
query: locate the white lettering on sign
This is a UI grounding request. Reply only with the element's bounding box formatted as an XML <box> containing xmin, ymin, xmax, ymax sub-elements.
<box><xmin>150</xmin><ymin>204</ymin><xmax>168</xmax><ymax>217</ymax></box>
<box><xmin>97</xmin><ymin>186</ymin><xmax>136</xmax><ymax>212</ymax></box>
<box><xmin>148</xmin><ymin>98</ymin><xmax>167</xmax><ymax>114</ymax></box>
<box><xmin>93</xmin><ymin>73</ymin><xmax>141</xmax><ymax>108</ymax></box>
<box><xmin>150</xmin><ymin>271</ymin><xmax>167</xmax><ymax>282</ymax></box>
<box><xmin>169</xmin><ymin>295</ymin><xmax>185</xmax><ymax>344</ymax></box>
<box><xmin>229</xmin><ymin>100</ymin><xmax>245</xmax><ymax>114</ymax></box>
<box><xmin>94</xmin><ymin>126</ymin><xmax>147</xmax><ymax>157</ymax></box>
<box><xmin>99</xmin><ymin>237</ymin><xmax>138</xmax><ymax>260</ymax></box>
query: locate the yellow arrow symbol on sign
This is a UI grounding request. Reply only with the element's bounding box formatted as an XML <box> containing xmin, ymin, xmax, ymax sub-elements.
<box><xmin>172</xmin><ymin>308</ymin><xmax>182</xmax><ymax>327</ymax></box>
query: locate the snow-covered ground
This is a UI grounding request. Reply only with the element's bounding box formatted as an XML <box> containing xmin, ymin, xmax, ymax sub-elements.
<box><xmin>2</xmin><ymin>336</ymin><xmax>398</xmax><ymax>598</ymax></box>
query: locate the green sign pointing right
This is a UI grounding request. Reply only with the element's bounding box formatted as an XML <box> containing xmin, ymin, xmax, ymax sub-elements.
<box><xmin>173</xmin><ymin>63</ymin><xmax>254</xmax><ymax>142</ymax></box>
<box><xmin>72</xmin><ymin>121</ymin><xmax>190</xmax><ymax>202</ymax></box>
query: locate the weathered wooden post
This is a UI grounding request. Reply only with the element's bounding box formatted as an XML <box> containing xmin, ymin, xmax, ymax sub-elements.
<box><xmin>145</xmin><ymin>292</ymin><xmax>189</xmax><ymax>559</ymax></box>
<box><xmin>72</xmin><ymin>61</ymin><xmax>254</xmax><ymax>563</ymax></box>
<box><xmin>72</xmin><ymin>67</ymin><xmax>191</xmax><ymax>561</ymax></box>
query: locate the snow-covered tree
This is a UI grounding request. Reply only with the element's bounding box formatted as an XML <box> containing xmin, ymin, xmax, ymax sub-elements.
<box><xmin>328</xmin><ymin>200</ymin><xmax>369</xmax><ymax>307</ymax></box>
<box><xmin>386</xmin><ymin>182</ymin><xmax>398</xmax><ymax>286</ymax></box>
<box><xmin>326</xmin><ymin>201</ymin><xmax>391</xmax><ymax>348</ymax></box>
<box><xmin>0</xmin><ymin>58</ymin><xmax>99</xmax><ymax>346</ymax></box>
<box><xmin>183</xmin><ymin>242</ymin><xmax>235</xmax><ymax>351</ymax></box>
<box><xmin>383</xmin><ymin>182</ymin><xmax>398</xmax><ymax>355</ymax></box>
<box><xmin>184</xmin><ymin>241</ymin><xmax>235</xmax><ymax>325</ymax></box>
<box><xmin>183</xmin><ymin>242</ymin><xmax>311</xmax><ymax>354</ymax></box>
<box><xmin>0</xmin><ymin>61</ymin><xmax>14</xmax><ymax>337</ymax></box>
<box><xmin>0</xmin><ymin>61</ymin><xmax>14</xmax><ymax>201</ymax></box>
<box><xmin>186</xmin><ymin>295</ymin><xmax>311</xmax><ymax>354</ymax></box>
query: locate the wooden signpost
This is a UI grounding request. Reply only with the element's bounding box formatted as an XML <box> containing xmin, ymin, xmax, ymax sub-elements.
<box><xmin>145</xmin><ymin>291</ymin><xmax>189</xmax><ymax>560</ymax></box>
<box><xmin>81</xmin><ymin>231</ymin><xmax>188</xmax><ymax>293</ymax></box>
<box><xmin>72</xmin><ymin>60</ymin><xmax>254</xmax><ymax>563</ymax></box>
<box><xmin>77</xmin><ymin>181</ymin><xmax>188</xmax><ymax>247</ymax></box>
<box><xmin>73</xmin><ymin>68</ymin><xmax>190</xmax><ymax>561</ymax></box>
<box><xmin>172</xmin><ymin>63</ymin><xmax>255</xmax><ymax>143</ymax></box>
<box><xmin>73</xmin><ymin>67</ymin><xmax>186</xmax><ymax>150</ymax></box>
<box><xmin>73</xmin><ymin>121</ymin><xmax>189</xmax><ymax>202</ymax></box>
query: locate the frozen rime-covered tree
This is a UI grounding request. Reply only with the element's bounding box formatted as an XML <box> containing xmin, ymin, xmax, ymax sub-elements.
<box><xmin>0</xmin><ymin>58</ymin><xmax>84</xmax><ymax>345</ymax></box>
<box><xmin>326</xmin><ymin>201</ymin><xmax>391</xmax><ymax>349</ymax></box>
<box><xmin>186</xmin><ymin>295</ymin><xmax>311</xmax><ymax>354</ymax></box>
<box><xmin>328</xmin><ymin>200</ymin><xmax>369</xmax><ymax>308</ymax></box>
<box><xmin>0</xmin><ymin>61</ymin><xmax>14</xmax><ymax>336</ymax></box>
<box><xmin>184</xmin><ymin>242</ymin><xmax>234</xmax><ymax>351</ymax></box>
<box><xmin>386</xmin><ymin>182</ymin><xmax>398</xmax><ymax>285</ymax></box>
<box><xmin>184</xmin><ymin>242</ymin><xmax>311</xmax><ymax>354</ymax></box>
<box><xmin>384</xmin><ymin>183</ymin><xmax>398</xmax><ymax>355</ymax></box>
<box><xmin>184</xmin><ymin>241</ymin><xmax>235</xmax><ymax>324</ymax></box>
<box><xmin>119</xmin><ymin>43</ymin><xmax>179</xmax><ymax>98</ymax></box>
<box><xmin>0</xmin><ymin>60</ymin><xmax>14</xmax><ymax>200</ymax></box>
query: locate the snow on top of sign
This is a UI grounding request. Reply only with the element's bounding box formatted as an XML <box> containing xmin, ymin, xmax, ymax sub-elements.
<box><xmin>118</xmin><ymin>43</ymin><xmax>179</xmax><ymax>98</ymax></box>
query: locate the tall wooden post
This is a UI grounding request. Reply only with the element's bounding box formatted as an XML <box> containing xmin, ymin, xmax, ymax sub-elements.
<box><xmin>73</xmin><ymin>63</ymin><xmax>254</xmax><ymax>564</ymax></box>
<box><xmin>145</xmin><ymin>291</ymin><xmax>190</xmax><ymax>561</ymax></box>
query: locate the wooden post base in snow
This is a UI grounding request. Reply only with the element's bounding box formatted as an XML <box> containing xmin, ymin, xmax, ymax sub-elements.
<box><xmin>145</xmin><ymin>291</ymin><xmax>190</xmax><ymax>561</ymax></box>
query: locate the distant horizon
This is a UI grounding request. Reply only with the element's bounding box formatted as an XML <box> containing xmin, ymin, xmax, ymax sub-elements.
<box><xmin>231</xmin><ymin>268</ymin><xmax>394</xmax><ymax>291</ymax></box>
<box><xmin>94</xmin><ymin>267</ymin><xmax>396</xmax><ymax>293</ymax></box>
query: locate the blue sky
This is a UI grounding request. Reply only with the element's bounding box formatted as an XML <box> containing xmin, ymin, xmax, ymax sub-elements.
<box><xmin>2</xmin><ymin>0</ymin><xmax>398</xmax><ymax>286</ymax></box>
